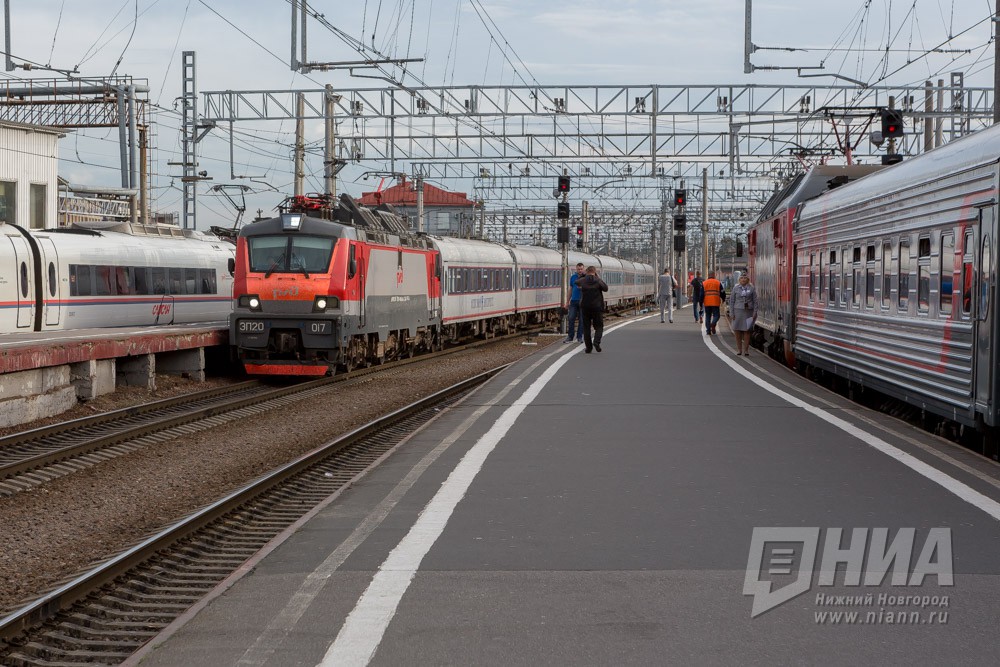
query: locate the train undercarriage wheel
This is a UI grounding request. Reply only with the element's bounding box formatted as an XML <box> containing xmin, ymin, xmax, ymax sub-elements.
<box><xmin>343</xmin><ymin>339</ymin><xmax>363</xmax><ymax>372</ymax></box>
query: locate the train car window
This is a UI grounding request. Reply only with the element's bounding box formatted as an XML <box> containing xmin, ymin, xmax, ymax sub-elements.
<box><xmin>169</xmin><ymin>268</ymin><xmax>184</xmax><ymax>295</ymax></box>
<box><xmin>881</xmin><ymin>242</ymin><xmax>892</xmax><ymax>308</ymax></box>
<box><xmin>72</xmin><ymin>265</ymin><xmax>93</xmax><ymax>297</ymax></box>
<box><xmin>841</xmin><ymin>246</ymin><xmax>850</xmax><ymax>305</ymax></box>
<box><xmin>962</xmin><ymin>231</ymin><xmax>974</xmax><ymax>316</ymax></box>
<box><xmin>940</xmin><ymin>234</ymin><xmax>954</xmax><ymax>315</ymax></box>
<box><xmin>898</xmin><ymin>242</ymin><xmax>911</xmax><ymax>311</ymax></box>
<box><xmin>808</xmin><ymin>254</ymin><xmax>815</xmax><ymax>300</ymax></box>
<box><xmin>852</xmin><ymin>247</ymin><xmax>862</xmax><ymax>307</ymax></box>
<box><xmin>980</xmin><ymin>236</ymin><xmax>992</xmax><ymax>319</ymax></box>
<box><xmin>95</xmin><ymin>266</ymin><xmax>114</xmax><ymax>296</ymax></box>
<box><xmin>184</xmin><ymin>268</ymin><xmax>198</xmax><ymax>294</ymax></box>
<box><xmin>199</xmin><ymin>269</ymin><xmax>217</xmax><ymax>294</ymax></box>
<box><xmin>48</xmin><ymin>262</ymin><xmax>56</xmax><ymax>297</ymax></box>
<box><xmin>248</xmin><ymin>236</ymin><xmax>289</xmax><ymax>273</ymax></box>
<box><xmin>289</xmin><ymin>236</ymin><xmax>335</xmax><ymax>272</ymax></box>
<box><xmin>151</xmin><ymin>267</ymin><xmax>167</xmax><ymax>294</ymax></box>
<box><xmin>818</xmin><ymin>252</ymin><xmax>824</xmax><ymax>299</ymax></box>
<box><xmin>917</xmin><ymin>237</ymin><xmax>931</xmax><ymax>312</ymax></box>
<box><xmin>19</xmin><ymin>261</ymin><xmax>28</xmax><ymax>298</ymax></box>
<box><xmin>134</xmin><ymin>267</ymin><xmax>150</xmax><ymax>295</ymax></box>
<box><xmin>865</xmin><ymin>245</ymin><xmax>876</xmax><ymax>308</ymax></box>
<box><xmin>829</xmin><ymin>251</ymin><xmax>837</xmax><ymax>303</ymax></box>
<box><xmin>115</xmin><ymin>267</ymin><xmax>132</xmax><ymax>295</ymax></box>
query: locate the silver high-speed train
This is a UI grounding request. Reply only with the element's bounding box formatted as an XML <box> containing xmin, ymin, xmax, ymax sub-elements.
<box><xmin>1</xmin><ymin>222</ymin><xmax>234</xmax><ymax>333</ymax></box>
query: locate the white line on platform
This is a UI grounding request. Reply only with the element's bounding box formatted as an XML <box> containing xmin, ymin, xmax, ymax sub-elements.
<box><xmin>317</xmin><ymin>316</ymin><xmax>648</xmax><ymax>667</ymax></box>
<box><xmin>235</xmin><ymin>347</ymin><xmax>563</xmax><ymax>667</ymax></box>
<box><xmin>702</xmin><ymin>330</ymin><xmax>1000</xmax><ymax>522</ymax></box>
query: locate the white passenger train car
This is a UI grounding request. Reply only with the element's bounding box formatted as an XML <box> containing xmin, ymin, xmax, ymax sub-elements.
<box><xmin>511</xmin><ymin>245</ymin><xmax>563</xmax><ymax>317</ymax></box>
<box><xmin>0</xmin><ymin>222</ymin><xmax>235</xmax><ymax>333</ymax></box>
<box><xmin>432</xmin><ymin>235</ymin><xmax>517</xmax><ymax>337</ymax></box>
<box><xmin>594</xmin><ymin>255</ymin><xmax>626</xmax><ymax>306</ymax></box>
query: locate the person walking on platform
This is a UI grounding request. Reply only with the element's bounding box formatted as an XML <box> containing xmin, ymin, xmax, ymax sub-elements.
<box><xmin>702</xmin><ymin>271</ymin><xmax>726</xmax><ymax>335</ymax></box>
<box><xmin>689</xmin><ymin>270</ymin><xmax>705</xmax><ymax>323</ymax></box>
<box><xmin>729</xmin><ymin>273</ymin><xmax>758</xmax><ymax>356</ymax></box>
<box><xmin>564</xmin><ymin>262</ymin><xmax>585</xmax><ymax>343</ymax></box>
<box><xmin>657</xmin><ymin>269</ymin><xmax>675</xmax><ymax>323</ymax></box>
<box><xmin>577</xmin><ymin>265</ymin><xmax>608</xmax><ymax>353</ymax></box>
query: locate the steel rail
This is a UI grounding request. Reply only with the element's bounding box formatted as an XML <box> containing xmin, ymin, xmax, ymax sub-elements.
<box><xmin>0</xmin><ymin>365</ymin><xmax>505</xmax><ymax>644</ymax></box>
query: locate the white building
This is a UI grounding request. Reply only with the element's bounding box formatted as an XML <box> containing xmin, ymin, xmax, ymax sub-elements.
<box><xmin>0</xmin><ymin>121</ymin><xmax>63</xmax><ymax>230</ymax></box>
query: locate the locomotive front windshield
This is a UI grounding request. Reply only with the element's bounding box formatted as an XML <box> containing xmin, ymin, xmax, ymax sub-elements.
<box><xmin>248</xmin><ymin>235</ymin><xmax>336</xmax><ymax>274</ymax></box>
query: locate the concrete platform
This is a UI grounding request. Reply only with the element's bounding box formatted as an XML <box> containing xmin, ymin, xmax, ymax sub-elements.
<box><xmin>0</xmin><ymin>323</ymin><xmax>227</xmax><ymax>427</ymax></box>
<box><xmin>131</xmin><ymin>312</ymin><xmax>1000</xmax><ymax>666</ymax></box>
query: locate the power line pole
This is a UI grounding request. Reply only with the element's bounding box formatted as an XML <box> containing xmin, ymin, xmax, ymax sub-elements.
<box><xmin>702</xmin><ymin>168</ymin><xmax>709</xmax><ymax>276</ymax></box>
<box><xmin>294</xmin><ymin>93</ymin><xmax>305</xmax><ymax>196</ymax></box>
<box><xmin>415</xmin><ymin>174</ymin><xmax>425</xmax><ymax>232</ymax></box>
<box><xmin>324</xmin><ymin>85</ymin><xmax>338</xmax><ymax>198</ymax></box>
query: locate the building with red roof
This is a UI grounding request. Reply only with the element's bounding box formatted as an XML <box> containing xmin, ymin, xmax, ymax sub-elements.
<box><xmin>357</xmin><ymin>176</ymin><xmax>477</xmax><ymax>236</ymax></box>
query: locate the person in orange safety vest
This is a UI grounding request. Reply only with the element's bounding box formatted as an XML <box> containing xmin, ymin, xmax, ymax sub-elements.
<box><xmin>702</xmin><ymin>271</ymin><xmax>726</xmax><ymax>336</ymax></box>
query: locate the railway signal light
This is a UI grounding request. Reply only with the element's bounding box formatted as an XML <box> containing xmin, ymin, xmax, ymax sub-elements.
<box><xmin>674</xmin><ymin>189</ymin><xmax>687</xmax><ymax>207</ymax></box>
<box><xmin>674</xmin><ymin>234</ymin><xmax>686</xmax><ymax>252</ymax></box>
<box><xmin>557</xmin><ymin>227</ymin><xmax>569</xmax><ymax>244</ymax></box>
<box><xmin>576</xmin><ymin>225</ymin><xmax>584</xmax><ymax>249</ymax></box>
<box><xmin>558</xmin><ymin>176</ymin><xmax>571</xmax><ymax>193</ymax></box>
<box><xmin>881</xmin><ymin>109</ymin><xmax>904</xmax><ymax>138</ymax></box>
<box><xmin>673</xmin><ymin>215</ymin><xmax>687</xmax><ymax>231</ymax></box>
<box><xmin>557</xmin><ymin>201</ymin><xmax>570</xmax><ymax>219</ymax></box>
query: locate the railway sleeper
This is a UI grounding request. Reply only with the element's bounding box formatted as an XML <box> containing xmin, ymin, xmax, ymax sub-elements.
<box><xmin>34</xmin><ymin>631</ymin><xmax>148</xmax><ymax>652</ymax></box>
<box><xmin>11</xmin><ymin>643</ymin><xmax>128</xmax><ymax>664</ymax></box>
<box><xmin>47</xmin><ymin>626</ymin><xmax>159</xmax><ymax>645</ymax></box>
<box><xmin>64</xmin><ymin>613</ymin><xmax>168</xmax><ymax>632</ymax></box>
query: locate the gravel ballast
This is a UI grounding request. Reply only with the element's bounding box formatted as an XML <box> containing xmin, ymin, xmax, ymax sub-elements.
<box><xmin>0</xmin><ymin>335</ymin><xmax>565</xmax><ymax>614</ymax></box>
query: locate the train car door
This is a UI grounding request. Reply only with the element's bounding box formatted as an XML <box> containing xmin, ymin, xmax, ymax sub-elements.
<box><xmin>9</xmin><ymin>234</ymin><xmax>34</xmax><ymax>328</ymax></box>
<box><xmin>358</xmin><ymin>255</ymin><xmax>366</xmax><ymax>328</ymax></box>
<box><xmin>36</xmin><ymin>237</ymin><xmax>61</xmax><ymax>327</ymax></box>
<box><xmin>974</xmin><ymin>206</ymin><xmax>997</xmax><ymax>423</ymax></box>
<box><xmin>430</xmin><ymin>252</ymin><xmax>441</xmax><ymax>321</ymax></box>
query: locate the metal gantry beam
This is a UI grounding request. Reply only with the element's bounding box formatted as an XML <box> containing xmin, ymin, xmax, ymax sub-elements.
<box><xmin>200</xmin><ymin>80</ymin><xmax>994</xmax><ymax>251</ymax></box>
<box><xmin>201</xmin><ymin>82</ymin><xmax>992</xmax><ymax>168</ymax></box>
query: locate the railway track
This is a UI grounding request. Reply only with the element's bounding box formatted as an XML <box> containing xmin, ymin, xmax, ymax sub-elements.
<box><xmin>0</xmin><ymin>330</ymin><xmax>546</xmax><ymax>495</ymax></box>
<box><xmin>0</xmin><ymin>367</ymin><xmax>503</xmax><ymax>665</ymax></box>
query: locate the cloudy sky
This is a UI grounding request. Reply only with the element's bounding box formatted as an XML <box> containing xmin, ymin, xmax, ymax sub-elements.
<box><xmin>6</xmin><ymin>0</ymin><xmax>997</xmax><ymax>226</ymax></box>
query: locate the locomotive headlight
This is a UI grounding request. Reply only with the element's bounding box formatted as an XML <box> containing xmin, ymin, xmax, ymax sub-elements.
<box><xmin>312</xmin><ymin>296</ymin><xmax>339</xmax><ymax>312</ymax></box>
<box><xmin>239</xmin><ymin>295</ymin><xmax>262</xmax><ymax>311</ymax></box>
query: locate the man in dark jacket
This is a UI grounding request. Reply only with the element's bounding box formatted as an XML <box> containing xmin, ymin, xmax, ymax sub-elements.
<box><xmin>689</xmin><ymin>270</ymin><xmax>705</xmax><ymax>323</ymax></box>
<box><xmin>576</xmin><ymin>265</ymin><xmax>609</xmax><ymax>353</ymax></box>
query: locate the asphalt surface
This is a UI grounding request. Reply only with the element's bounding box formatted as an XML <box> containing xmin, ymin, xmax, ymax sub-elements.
<box><xmin>136</xmin><ymin>313</ymin><xmax>1000</xmax><ymax>666</ymax></box>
